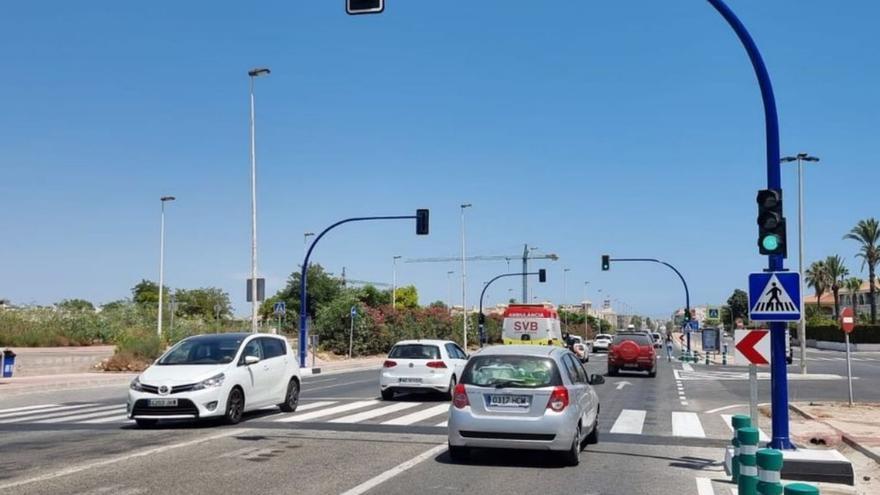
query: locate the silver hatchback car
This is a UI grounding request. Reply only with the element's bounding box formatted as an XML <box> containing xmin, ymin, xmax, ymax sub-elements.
<box><xmin>447</xmin><ymin>345</ymin><xmax>604</xmax><ymax>466</ymax></box>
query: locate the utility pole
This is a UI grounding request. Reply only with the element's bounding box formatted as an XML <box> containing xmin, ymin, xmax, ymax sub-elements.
<box><xmin>392</xmin><ymin>255</ymin><xmax>402</xmax><ymax>309</ymax></box>
<box><xmin>248</xmin><ymin>67</ymin><xmax>270</xmax><ymax>333</ymax></box>
<box><xmin>782</xmin><ymin>153</ymin><xmax>819</xmax><ymax>375</ymax></box>
<box><xmin>460</xmin><ymin>203</ymin><xmax>472</xmax><ymax>349</ymax></box>
<box><xmin>562</xmin><ymin>268</ymin><xmax>570</xmax><ymax>328</ymax></box>
<box><xmin>157</xmin><ymin>196</ymin><xmax>175</xmax><ymax>338</ymax></box>
<box><xmin>446</xmin><ymin>270</ymin><xmax>454</xmax><ymax>310</ymax></box>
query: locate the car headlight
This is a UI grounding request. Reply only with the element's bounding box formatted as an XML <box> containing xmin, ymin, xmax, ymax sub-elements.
<box><xmin>191</xmin><ymin>373</ymin><xmax>225</xmax><ymax>391</ymax></box>
<box><xmin>130</xmin><ymin>377</ymin><xmax>145</xmax><ymax>392</ymax></box>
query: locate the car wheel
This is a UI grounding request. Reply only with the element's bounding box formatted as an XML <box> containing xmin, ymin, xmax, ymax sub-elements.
<box><xmin>648</xmin><ymin>367</ymin><xmax>657</xmax><ymax>378</ymax></box>
<box><xmin>561</xmin><ymin>424</ymin><xmax>582</xmax><ymax>466</ymax></box>
<box><xmin>279</xmin><ymin>378</ymin><xmax>300</xmax><ymax>413</ymax></box>
<box><xmin>135</xmin><ymin>419</ymin><xmax>157</xmax><ymax>428</ymax></box>
<box><xmin>607</xmin><ymin>366</ymin><xmax>617</xmax><ymax>376</ymax></box>
<box><xmin>381</xmin><ymin>389</ymin><xmax>395</xmax><ymax>401</ymax></box>
<box><xmin>445</xmin><ymin>376</ymin><xmax>456</xmax><ymax>400</ymax></box>
<box><xmin>224</xmin><ymin>387</ymin><xmax>245</xmax><ymax>425</ymax></box>
<box><xmin>448</xmin><ymin>443</ymin><xmax>470</xmax><ymax>463</ymax></box>
<box><xmin>586</xmin><ymin>418</ymin><xmax>599</xmax><ymax>445</ymax></box>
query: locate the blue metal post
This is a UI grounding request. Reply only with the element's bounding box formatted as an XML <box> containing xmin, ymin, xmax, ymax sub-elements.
<box><xmin>706</xmin><ymin>0</ymin><xmax>791</xmax><ymax>449</ymax></box>
<box><xmin>479</xmin><ymin>271</ymin><xmax>542</xmax><ymax>347</ymax></box>
<box><xmin>298</xmin><ymin>215</ymin><xmax>416</xmax><ymax>368</ymax></box>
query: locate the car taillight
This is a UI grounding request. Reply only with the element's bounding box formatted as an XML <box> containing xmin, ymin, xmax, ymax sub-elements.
<box><xmin>452</xmin><ymin>383</ymin><xmax>469</xmax><ymax>409</ymax></box>
<box><xmin>546</xmin><ymin>386</ymin><xmax>569</xmax><ymax>412</ymax></box>
<box><xmin>426</xmin><ymin>361</ymin><xmax>447</xmax><ymax>369</ymax></box>
<box><xmin>383</xmin><ymin>360</ymin><xmax>397</xmax><ymax>368</ymax></box>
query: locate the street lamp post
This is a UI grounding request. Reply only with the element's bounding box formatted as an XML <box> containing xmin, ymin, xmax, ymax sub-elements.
<box><xmin>157</xmin><ymin>196</ymin><xmax>175</xmax><ymax>338</ymax></box>
<box><xmin>248</xmin><ymin>67</ymin><xmax>270</xmax><ymax>333</ymax></box>
<box><xmin>303</xmin><ymin>232</ymin><xmax>315</xmax><ymax>258</ymax></box>
<box><xmin>782</xmin><ymin>153</ymin><xmax>819</xmax><ymax>375</ymax></box>
<box><xmin>562</xmin><ymin>268</ymin><xmax>571</xmax><ymax>328</ymax></box>
<box><xmin>479</xmin><ymin>270</ymin><xmax>546</xmax><ymax>347</ymax></box>
<box><xmin>460</xmin><ymin>203</ymin><xmax>472</xmax><ymax>349</ymax></box>
<box><xmin>392</xmin><ymin>255</ymin><xmax>402</xmax><ymax>309</ymax></box>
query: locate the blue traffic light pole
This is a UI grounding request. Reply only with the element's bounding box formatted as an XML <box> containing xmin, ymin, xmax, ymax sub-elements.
<box><xmin>706</xmin><ymin>0</ymin><xmax>791</xmax><ymax>449</ymax></box>
<box><xmin>478</xmin><ymin>271</ymin><xmax>544</xmax><ymax>347</ymax></box>
<box><xmin>298</xmin><ymin>214</ymin><xmax>420</xmax><ymax>369</ymax></box>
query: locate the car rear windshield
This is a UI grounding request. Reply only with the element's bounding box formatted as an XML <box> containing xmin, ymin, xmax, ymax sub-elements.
<box><xmin>157</xmin><ymin>334</ymin><xmax>245</xmax><ymax>365</ymax></box>
<box><xmin>461</xmin><ymin>355</ymin><xmax>561</xmax><ymax>389</ymax></box>
<box><xmin>388</xmin><ymin>344</ymin><xmax>441</xmax><ymax>360</ymax></box>
<box><xmin>612</xmin><ymin>333</ymin><xmax>653</xmax><ymax>346</ymax></box>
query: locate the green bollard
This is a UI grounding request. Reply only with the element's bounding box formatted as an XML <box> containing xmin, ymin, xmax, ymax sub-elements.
<box><xmin>783</xmin><ymin>483</ymin><xmax>819</xmax><ymax>495</ymax></box>
<box><xmin>737</xmin><ymin>427</ymin><xmax>760</xmax><ymax>495</ymax></box>
<box><xmin>757</xmin><ymin>449</ymin><xmax>784</xmax><ymax>495</ymax></box>
<box><xmin>731</xmin><ymin>415</ymin><xmax>751</xmax><ymax>482</ymax></box>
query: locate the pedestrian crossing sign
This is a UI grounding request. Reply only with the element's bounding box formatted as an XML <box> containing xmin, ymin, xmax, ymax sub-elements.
<box><xmin>748</xmin><ymin>272</ymin><xmax>801</xmax><ymax>321</ymax></box>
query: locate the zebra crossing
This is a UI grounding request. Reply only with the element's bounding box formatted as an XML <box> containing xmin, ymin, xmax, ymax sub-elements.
<box><xmin>0</xmin><ymin>399</ymin><xmax>754</xmax><ymax>440</ymax></box>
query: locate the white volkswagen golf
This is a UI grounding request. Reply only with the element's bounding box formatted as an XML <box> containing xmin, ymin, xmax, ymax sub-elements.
<box><xmin>379</xmin><ymin>340</ymin><xmax>468</xmax><ymax>400</ymax></box>
<box><xmin>128</xmin><ymin>333</ymin><xmax>301</xmax><ymax>427</ymax></box>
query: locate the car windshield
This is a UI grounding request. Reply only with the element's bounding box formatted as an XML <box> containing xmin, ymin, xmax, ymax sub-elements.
<box><xmin>388</xmin><ymin>344</ymin><xmax>441</xmax><ymax>360</ymax></box>
<box><xmin>157</xmin><ymin>334</ymin><xmax>245</xmax><ymax>365</ymax></box>
<box><xmin>461</xmin><ymin>355</ymin><xmax>561</xmax><ymax>388</ymax></box>
<box><xmin>596</xmin><ymin>335</ymin><xmax>612</xmax><ymax>340</ymax></box>
<box><xmin>612</xmin><ymin>333</ymin><xmax>653</xmax><ymax>346</ymax></box>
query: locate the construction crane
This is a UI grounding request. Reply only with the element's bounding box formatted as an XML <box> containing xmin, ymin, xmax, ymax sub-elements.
<box><xmin>340</xmin><ymin>267</ymin><xmax>391</xmax><ymax>288</ymax></box>
<box><xmin>406</xmin><ymin>244</ymin><xmax>559</xmax><ymax>302</ymax></box>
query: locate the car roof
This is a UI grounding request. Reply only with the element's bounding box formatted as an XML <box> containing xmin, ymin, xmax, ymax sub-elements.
<box><xmin>392</xmin><ymin>339</ymin><xmax>453</xmax><ymax>346</ymax></box>
<box><xmin>472</xmin><ymin>345</ymin><xmax>566</xmax><ymax>358</ymax></box>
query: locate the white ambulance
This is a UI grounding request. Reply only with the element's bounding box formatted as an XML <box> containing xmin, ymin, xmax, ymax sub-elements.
<box><xmin>501</xmin><ymin>304</ymin><xmax>563</xmax><ymax>346</ymax></box>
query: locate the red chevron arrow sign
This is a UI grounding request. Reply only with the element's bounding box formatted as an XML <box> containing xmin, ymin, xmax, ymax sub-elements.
<box><xmin>734</xmin><ymin>329</ymin><xmax>771</xmax><ymax>365</ymax></box>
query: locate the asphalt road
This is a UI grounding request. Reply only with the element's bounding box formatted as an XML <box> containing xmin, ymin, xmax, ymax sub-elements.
<box><xmin>1</xmin><ymin>346</ymin><xmax>877</xmax><ymax>494</ymax></box>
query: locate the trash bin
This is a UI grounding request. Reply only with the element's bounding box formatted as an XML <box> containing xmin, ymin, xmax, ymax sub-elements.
<box><xmin>2</xmin><ymin>349</ymin><xmax>16</xmax><ymax>378</ymax></box>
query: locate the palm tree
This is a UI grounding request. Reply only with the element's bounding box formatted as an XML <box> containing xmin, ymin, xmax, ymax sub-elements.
<box><xmin>844</xmin><ymin>277</ymin><xmax>864</xmax><ymax>314</ymax></box>
<box><xmin>844</xmin><ymin>218</ymin><xmax>880</xmax><ymax>323</ymax></box>
<box><xmin>825</xmin><ymin>255</ymin><xmax>849</xmax><ymax>319</ymax></box>
<box><xmin>805</xmin><ymin>260</ymin><xmax>829</xmax><ymax>313</ymax></box>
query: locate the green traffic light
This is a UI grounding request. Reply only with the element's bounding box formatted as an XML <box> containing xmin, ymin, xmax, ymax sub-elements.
<box><xmin>761</xmin><ymin>234</ymin><xmax>780</xmax><ymax>251</ymax></box>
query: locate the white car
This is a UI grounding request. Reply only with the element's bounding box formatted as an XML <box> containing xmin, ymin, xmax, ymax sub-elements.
<box><xmin>592</xmin><ymin>334</ymin><xmax>613</xmax><ymax>353</ymax></box>
<box><xmin>128</xmin><ymin>333</ymin><xmax>301</xmax><ymax>427</ymax></box>
<box><xmin>380</xmin><ymin>339</ymin><xmax>467</xmax><ymax>400</ymax></box>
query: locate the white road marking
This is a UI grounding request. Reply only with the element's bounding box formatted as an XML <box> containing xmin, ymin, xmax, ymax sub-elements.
<box><xmin>381</xmin><ymin>404</ymin><xmax>449</xmax><ymax>426</ymax></box>
<box><xmin>682</xmin><ymin>363</ymin><xmax>695</xmax><ymax>372</ymax></box>
<box><xmin>329</xmin><ymin>402</ymin><xmax>420</xmax><ymax>424</ymax></box>
<box><xmin>1</xmin><ymin>404</ymin><xmax>99</xmax><ymax>423</ymax></box>
<box><xmin>339</xmin><ymin>444</ymin><xmax>447</xmax><ymax>495</ymax></box>
<box><xmin>720</xmin><ymin>414</ymin><xmax>770</xmax><ymax>443</ymax></box>
<box><xmin>274</xmin><ymin>400</ymin><xmax>378</xmax><ymax>423</ymax></box>
<box><xmin>435</xmin><ymin>420</ymin><xmax>447</xmax><ymax>427</ymax></box>
<box><xmin>292</xmin><ymin>401</ymin><xmax>337</xmax><ymax>412</ymax></box>
<box><xmin>672</xmin><ymin>412</ymin><xmax>705</xmax><ymax>438</ymax></box>
<box><xmin>0</xmin><ymin>427</ymin><xmax>248</xmax><ymax>491</ymax></box>
<box><xmin>83</xmin><ymin>414</ymin><xmax>128</xmax><ymax>424</ymax></box>
<box><xmin>0</xmin><ymin>404</ymin><xmax>58</xmax><ymax>416</ymax></box>
<box><xmin>37</xmin><ymin>405</ymin><xmax>128</xmax><ymax>424</ymax></box>
<box><xmin>705</xmin><ymin>404</ymin><xmax>746</xmax><ymax>414</ymax></box>
<box><xmin>609</xmin><ymin>409</ymin><xmax>646</xmax><ymax>434</ymax></box>
<box><xmin>695</xmin><ymin>477</ymin><xmax>715</xmax><ymax>495</ymax></box>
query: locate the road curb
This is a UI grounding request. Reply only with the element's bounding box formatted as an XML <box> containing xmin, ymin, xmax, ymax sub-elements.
<box><xmin>789</xmin><ymin>403</ymin><xmax>880</xmax><ymax>465</ymax></box>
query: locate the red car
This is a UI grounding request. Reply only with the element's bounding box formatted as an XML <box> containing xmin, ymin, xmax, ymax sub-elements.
<box><xmin>607</xmin><ymin>332</ymin><xmax>657</xmax><ymax>377</ymax></box>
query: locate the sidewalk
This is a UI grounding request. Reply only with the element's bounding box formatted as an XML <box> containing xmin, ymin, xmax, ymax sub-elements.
<box><xmin>790</xmin><ymin>402</ymin><xmax>880</xmax><ymax>464</ymax></box>
<box><xmin>303</xmin><ymin>354</ymin><xmax>386</xmax><ymax>375</ymax></box>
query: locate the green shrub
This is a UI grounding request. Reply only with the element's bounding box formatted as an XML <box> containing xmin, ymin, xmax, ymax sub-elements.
<box><xmin>806</xmin><ymin>325</ymin><xmax>880</xmax><ymax>344</ymax></box>
<box><xmin>116</xmin><ymin>330</ymin><xmax>163</xmax><ymax>360</ymax></box>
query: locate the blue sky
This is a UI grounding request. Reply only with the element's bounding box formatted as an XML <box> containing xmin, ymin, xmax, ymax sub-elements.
<box><xmin>2</xmin><ymin>1</ymin><xmax>878</xmax><ymax>319</ymax></box>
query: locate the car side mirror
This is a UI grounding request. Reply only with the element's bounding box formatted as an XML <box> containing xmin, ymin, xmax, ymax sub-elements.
<box><xmin>243</xmin><ymin>355</ymin><xmax>260</xmax><ymax>366</ymax></box>
<box><xmin>590</xmin><ymin>374</ymin><xmax>605</xmax><ymax>385</ymax></box>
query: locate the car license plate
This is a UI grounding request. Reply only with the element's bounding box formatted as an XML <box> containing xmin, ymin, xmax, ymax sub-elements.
<box><xmin>487</xmin><ymin>394</ymin><xmax>530</xmax><ymax>408</ymax></box>
<box><xmin>399</xmin><ymin>378</ymin><xmax>423</xmax><ymax>384</ymax></box>
<box><xmin>148</xmin><ymin>398</ymin><xmax>178</xmax><ymax>407</ymax></box>
<box><xmin>623</xmin><ymin>363</ymin><xmax>639</xmax><ymax>369</ymax></box>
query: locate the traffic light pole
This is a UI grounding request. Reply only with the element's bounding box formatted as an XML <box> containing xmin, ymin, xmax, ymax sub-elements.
<box><xmin>478</xmin><ymin>271</ymin><xmax>545</xmax><ymax>347</ymax></box>
<box><xmin>607</xmin><ymin>258</ymin><xmax>691</xmax><ymax>353</ymax></box>
<box><xmin>298</xmin><ymin>213</ymin><xmax>423</xmax><ymax>368</ymax></box>
<box><xmin>706</xmin><ymin>0</ymin><xmax>791</xmax><ymax>450</ymax></box>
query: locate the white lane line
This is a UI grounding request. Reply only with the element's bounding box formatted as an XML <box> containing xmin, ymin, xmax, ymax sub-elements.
<box><xmin>720</xmin><ymin>414</ymin><xmax>770</xmax><ymax>443</ymax></box>
<box><xmin>680</xmin><ymin>401</ymin><xmax>689</xmax><ymax>406</ymax></box>
<box><xmin>1</xmin><ymin>404</ymin><xmax>99</xmax><ymax>423</ymax></box>
<box><xmin>292</xmin><ymin>401</ymin><xmax>337</xmax><ymax>412</ymax></box>
<box><xmin>274</xmin><ymin>400</ymin><xmax>378</xmax><ymax>423</ymax></box>
<box><xmin>435</xmin><ymin>421</ymin><xmax>448</xmax><ymax>427</ymax></box>
<box><xmin>339</xmin><ymin>444</ymin><xmax>447</xmax><ymax>495</ymax></box>
<box><xmin>609</xmin><ymin>409</ymin><xmax>646</xmax><ymax>435</ymax></box>
<box><xmin>696</xmin><ymin>477</ymin><xmax>715</xmax><ymax>495</ymax></box>
<box><xmin>38</xmin><ymin>406</ymin><xmax>128</xmax><ymax>424</ymax></box>
<box><xmin>0</xmin><ymin>404</ymin><xmax>59</xmax><ymax>416</ymax></box>
<box><xmin>381</xmin><ymin>404</ymin><xmax>449</xmax><ymax>426</ymax></box>
<box><xmin>672</xmin><ymin>411</ymin><xmax>705</xmax><ymax>438</ymax></box>
<box><xmin>83</xmin><ymin>414</ymin><xmax>129</xmax><ymax>424</ymax></box>
<box><xmin>330</xmin><ymin>402</ymin><xmax>420</xmax><ymax>424</ymax></box>
<box><xmin>682</xmin><ymin>363</ymin><xmax>695</xmax><ymax>372</ymax></box>
<box><xmin>705</xmin><ymin>404</ymin><xmax>746</xmax><ymax>414</ymax></box>
<box><xmin>0</xmin><ymin>427</ymin><xmax>248</xmax><ymax>491</ymax></box>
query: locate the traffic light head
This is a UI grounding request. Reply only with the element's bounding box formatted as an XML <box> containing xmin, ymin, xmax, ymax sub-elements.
<box><xmin>347</xmin><ymin>0</ymin><xmax>384</xmax><ymax>15</ymax></box>
<box><xmin>416</xmin><ymin>209</ymin><xmax>429</xmax><ymax>235</ymax></box>
<box><xmin>756</xmin><ymin>189</ymin><xmax>786</xmax><ymax>256</ymax></box>
<box><xmin>601</xmin><ymin>255</ymin><xmax>610</xmax><ymax>271</ymax></box>
<box><xmin>538</xmin><ymin>269</ymin><xmax>547</xmax><ymax>283</ymax></box>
